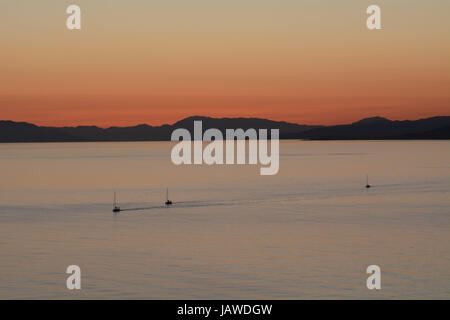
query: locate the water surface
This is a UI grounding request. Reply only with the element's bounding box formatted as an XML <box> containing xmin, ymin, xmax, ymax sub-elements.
<box><xmin>0</xmin><ymin>140</ymin><xmax>449</xmax><ymax>299</ymax></box>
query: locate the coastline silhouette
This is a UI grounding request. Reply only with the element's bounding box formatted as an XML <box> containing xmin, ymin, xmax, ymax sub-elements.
<box><xmin>1</xmin><ymin>115</ymin><xmax>450</xmax><ymax>142</ymax></box>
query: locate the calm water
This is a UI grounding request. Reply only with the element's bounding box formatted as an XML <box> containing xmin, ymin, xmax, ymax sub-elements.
<box><xmin>0</xmin><ymin>140</ymin><xmax>449</xmax><ymax>299</ymax></box>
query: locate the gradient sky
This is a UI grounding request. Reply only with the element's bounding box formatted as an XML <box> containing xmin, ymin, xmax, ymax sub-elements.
<box><xmin>1</xmin><ymin>0</ymin><xmax>449</xmax><ymax>127</ymax></box>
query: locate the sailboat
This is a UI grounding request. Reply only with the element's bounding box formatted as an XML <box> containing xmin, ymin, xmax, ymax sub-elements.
<box><xmin>113</xmin><ymin>191</ymin><xmax>121</xmax><ymax>212</ymax></box>
<box><xmin>165</xmin><ymin>188</ymin><xmax>173</xmax><ymax>206</ymax></box>
<box><xmin>365</xmin><ymin>174</ymin><xmax>371</xmax><ymax>188</ymax></box>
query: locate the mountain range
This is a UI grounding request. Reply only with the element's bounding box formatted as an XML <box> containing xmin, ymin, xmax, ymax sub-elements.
<box><xmin>1</xmin><ymin>115</ymin><xmax>449</xmax><ymax>142</ymax></box>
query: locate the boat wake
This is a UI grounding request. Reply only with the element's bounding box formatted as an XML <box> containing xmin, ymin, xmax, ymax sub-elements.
<box><xmin>116</xmin><ymin>199</ymin><xmax>248</xmax><ymax>212</ymax></box>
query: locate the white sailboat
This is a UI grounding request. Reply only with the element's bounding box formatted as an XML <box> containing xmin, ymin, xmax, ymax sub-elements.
<box><xmin>365</xmin><ymin>174</ymin><xmax>371</xmax><ymax>188</ymax></box>
<box><xmin>113</xmin><ymin>191</ymin><xmax>121</xmax><ymax>212</ymax></box>
<box><xmin>165</xmin><ymin>188</ymin><xmax>172</xmax><ymax>206</ymax></box>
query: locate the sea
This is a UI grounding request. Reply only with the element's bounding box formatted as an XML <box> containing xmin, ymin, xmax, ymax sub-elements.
<box><xmin>0</xmin><ymin>140</ymin><xmax>449</xmax><ymax>299</ymax></box>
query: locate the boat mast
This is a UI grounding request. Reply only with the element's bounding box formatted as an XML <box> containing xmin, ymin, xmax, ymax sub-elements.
<box><xmin>114</xmin><ymin>191</ymin><xmax>117</xmax><ymax>207</ymax></box>
<box><xmin>365</xmin><ymin>174</ymin><xmax>371</xmax><ymax>188</ymax></box>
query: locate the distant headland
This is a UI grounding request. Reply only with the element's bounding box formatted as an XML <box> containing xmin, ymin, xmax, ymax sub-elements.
<box><xmin>1</xmin><ymin>115</ymin><xmax>450</xmax><ymax>142</ymax></box>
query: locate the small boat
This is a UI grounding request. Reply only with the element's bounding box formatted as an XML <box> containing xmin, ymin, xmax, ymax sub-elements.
<box><xmin>165</xmin><ymin>188</ymin><xmax>173</xmax><ymax>206</ymax></box>
<box><xmin>113</xmin><ymin>191</ymin><xmax>121</xmax><ymax>212</ymax></box>
<box><xmin>365</xmin><ymin>174</ymin><xmax>371</xmax><ymax>188</ymax></box>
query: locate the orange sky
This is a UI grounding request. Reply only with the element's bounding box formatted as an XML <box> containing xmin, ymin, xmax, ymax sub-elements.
<box><xmin>1</xmin><ymin>0</ymin><xmax>449</xmax><ymax>127</ymax></box>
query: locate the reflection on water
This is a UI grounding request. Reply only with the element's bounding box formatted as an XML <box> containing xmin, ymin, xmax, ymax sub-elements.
<box><xmin>0</xmin><ymin>141</ymin><xmax>449</xmax><ymax>299</ymax></box>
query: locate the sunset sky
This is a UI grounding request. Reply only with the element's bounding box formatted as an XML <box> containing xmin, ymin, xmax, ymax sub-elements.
<box><xmin>1</xmin><ymin>0</ymin><xmax>449</xmax><ymax>127</ymax></box>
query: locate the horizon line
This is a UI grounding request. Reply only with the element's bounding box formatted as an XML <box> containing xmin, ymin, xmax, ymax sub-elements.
<box><xmin>1</xmin><ymin>114</ymin><xmax>450</xmax><ymax>129</ymax></box>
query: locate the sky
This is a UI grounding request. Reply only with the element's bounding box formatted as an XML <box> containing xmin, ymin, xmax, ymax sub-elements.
<box><xmin>1</xmin><ymin>0</ymin><xmax>449</xmax><ymax>127</ymax></box>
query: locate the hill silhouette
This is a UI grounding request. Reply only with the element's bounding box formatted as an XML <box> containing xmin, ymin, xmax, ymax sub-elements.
<box><xmin>0</xmin><ymin>116</ymin><xmax>449</xmax><ymax>142</ymax></box>
<box><xmin>289</xmin><ymin>116</ymin><xmax>450</xmax><ymax>140</ymax></box>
